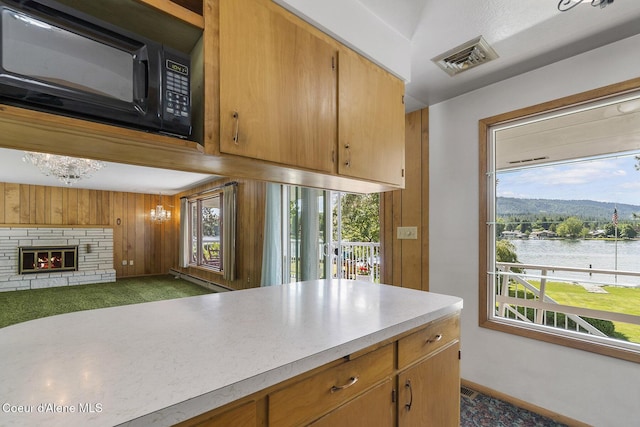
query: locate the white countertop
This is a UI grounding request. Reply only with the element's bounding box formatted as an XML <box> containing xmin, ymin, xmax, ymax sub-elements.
<box><xmin>0</xmin><ymin>279</ymin><xmax>462</xmax><ymax>427</ymax></box>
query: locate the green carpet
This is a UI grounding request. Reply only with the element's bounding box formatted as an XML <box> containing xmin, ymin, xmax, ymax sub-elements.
<box><xmin>0</xmin><ymin>275</ymin><xmax>214</xmax><ymax>328</ymax></box>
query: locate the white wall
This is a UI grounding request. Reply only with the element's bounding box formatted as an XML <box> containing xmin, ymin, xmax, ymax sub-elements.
<box><xmin>429</xmin><ymin>34</ymin><xmax>640</xmax><ymax>427</ymax></box>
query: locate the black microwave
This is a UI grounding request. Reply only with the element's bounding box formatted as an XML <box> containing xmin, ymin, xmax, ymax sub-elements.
<box><xmin>0</xmin><ymin>0</ymin><xmax>192</xmax><ymax>138</ymax></box>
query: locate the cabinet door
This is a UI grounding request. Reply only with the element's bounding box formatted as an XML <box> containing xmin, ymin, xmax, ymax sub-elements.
<box><xmin>219</xmin><ymin>0</ymin><xmax>337</xmax><ymax>172</ymax></box>
<box><xmin>338</xmin><ymin>48</ymin><xmax>405</xmax><ymax>186</ymax></box>
<box><xmin>397</xmin><ymin>343</ymin><xmax>460</xmax><ymax>427</ymax></box>
<box><xmin>309</xmin><ymin>379</ymin><xmax>394</xmax><ymax>427</ymax></box>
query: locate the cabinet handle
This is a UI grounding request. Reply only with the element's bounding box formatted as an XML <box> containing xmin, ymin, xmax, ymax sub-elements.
<box><xmin>404</xmin><ymin>379</ymin><xmax>413</xmax><ymax>411</ymax></box>
<box><xmin>344</xmin><ymin>143</ymin><xmax>351</xmax><ymax>167</ymax></box>
<box><xmin>330</xmin><ymin>376</ymin><xmax>359</xmax><ymax>393</ymax></box>
<box><xmin>232</xmin><ymin>111</ymin><xmax>239</xmax><ymax>145</ymax></box>
<box><xmin>426</xmin><ymin>334</ymin><xmax>443</xmax><ymax>344</ymax></box>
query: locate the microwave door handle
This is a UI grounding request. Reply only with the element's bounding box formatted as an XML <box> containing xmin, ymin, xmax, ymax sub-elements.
<box><xmin>133</xmin><ymin>59</ymin><xmax>148</xmax><ymax>114</ymax></box>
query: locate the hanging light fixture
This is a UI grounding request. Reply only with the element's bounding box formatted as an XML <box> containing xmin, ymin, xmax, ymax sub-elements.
<box><xmin>150</xmin><ymin>196</ymin><xmax>171</xmax><ymax>222</ymax></box>
<box><xmin>22</xmin><ymin>152</ymin><xmax>105</xmax><ymax>186</ymax></box>
<box><xmin>558</xmin><ymin>0</ymin><xmax>613</xmax><ymax>12</ymax></box>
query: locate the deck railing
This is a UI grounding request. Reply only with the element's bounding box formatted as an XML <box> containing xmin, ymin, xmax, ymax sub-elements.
<box><xmin>334</xmin><ymin>242</ymin><xmax>381</xmax><ymax>282</ymax></box>
<box><xmin>495</xmin><ymin>262</ymin><xmax>640</xmax><ymax>339</ymax></box>
<box><xmin>288</xmin><ymin>241</ymin><xmax>381</xmax><ymax>282</ymax></box>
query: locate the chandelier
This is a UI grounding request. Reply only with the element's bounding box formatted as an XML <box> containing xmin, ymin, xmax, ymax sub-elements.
<box><xmin>558</xmin><ymin>0</ymin><xmax>613</xmax><ymax>12</ymax></box>
<box><xmin>150</xmin><ymin>201</ymin><xmax>171</xmax><ymax>222</ymax></box>
<box><xmin>23</xmin><ymin>152</ymin><xmax>105</xmax><ymax>186</ymax></box>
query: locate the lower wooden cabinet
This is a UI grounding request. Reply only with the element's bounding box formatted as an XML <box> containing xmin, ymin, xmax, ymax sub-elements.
<box><xmin>175</xmin><ymin>313</ymin><xmax>460</xmax><ymax>427</ymax></box>
<box><xmin>397</xmin><ymin>343</ymin><xmax>461</xmax><ymax>427</ymax></box>
<box><xmin>397</xmin><ymin>314</ymin><xmax>461</xmax><ymax>427</ymax></box>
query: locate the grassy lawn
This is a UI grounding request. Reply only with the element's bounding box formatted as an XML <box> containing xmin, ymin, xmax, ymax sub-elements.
<box><xmin>0</xmin><ymin>275</ymin><xmax>214</xmax><ymax>329</ymax></box>
<box><xmin>530</xmin><ymin>281</ymin><xmax>640</xmax><ymax>343</ymax></box>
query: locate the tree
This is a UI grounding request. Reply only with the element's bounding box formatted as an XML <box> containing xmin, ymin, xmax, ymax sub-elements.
<box><xmin>517</xmin><ymin>221</ymin><xmax>531</xmax><ymax>234</ymax></box>
<box><xmin>496</xmin><ymin>240</ymin><xmax>519</xmax><ymax>264</ymax></box>
<box><xmin>604</xmin><ymin>223</ymin><xmax>616</xmax><ymax>237</ymax></box>
<box><xmin>495</xmin><ymin>240</ymin><xmax>521</xmax><ymax>292</ymax></box>
<box><xmin>555</xmin><ymin>216</ymin><xmax>584</xmax><ymax>238</ymax></box>
<box><xmin>579</xmin><ymin>227</ymin><xmax>590</xmax><ymax>238</ymax></box>
<box><xmin>620</xmin><ymin>223</ymin><xmax>637</xmax><ymax>238</ymax></box>
<box><xmin>202</xmin><ymin>207</ymin><xmax>220</xmax><ymax>237</ymax></box>
<box><xmin>495</xmin><ymin>218</ymin><xmax>506</xmax><ymax>238</ymax></box>
<box><xmin>336</xmin><ymin>193</ymin><xmax>380</xmax><ymax>242</ymax></box>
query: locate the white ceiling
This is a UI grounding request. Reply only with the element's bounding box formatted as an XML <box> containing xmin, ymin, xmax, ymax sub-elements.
<box><xmin>358</xmin><ymin>0</ymin><xmax>640</xmax><ymax>110</ymax></box>
<box><xmin>0</xmin><ymin>147</ymin><xmax>218</xmax><ymax>195</ymax></box>
<box><xmin>3</xmin><ymin>0</ymin><xmax>640</xmax><ymax>194</ymax></box>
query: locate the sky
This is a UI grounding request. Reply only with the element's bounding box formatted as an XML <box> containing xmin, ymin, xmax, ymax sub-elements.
<box><xmin>497</xmin><ymin>152</ymin><xmax>640</xmax><ymax>206</ymax></box>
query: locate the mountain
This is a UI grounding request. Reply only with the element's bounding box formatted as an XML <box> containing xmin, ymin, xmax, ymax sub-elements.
<box><xmin>497</xmin><ymin>197</ymin><xmax>640</xmax><ymax>221</ymax></box>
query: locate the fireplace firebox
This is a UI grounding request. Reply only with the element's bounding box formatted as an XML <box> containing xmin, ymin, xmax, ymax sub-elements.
<box><xmin>19</xmin><ymin>246</ymin><xmax>78</xmax><ymax>274</ymax></box>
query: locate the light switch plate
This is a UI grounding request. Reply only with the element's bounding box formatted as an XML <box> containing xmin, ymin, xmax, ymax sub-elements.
<box><xmin>397</xmin><ymin>226</ymin><xmax>418</xmax><ymax>240</ymax></box>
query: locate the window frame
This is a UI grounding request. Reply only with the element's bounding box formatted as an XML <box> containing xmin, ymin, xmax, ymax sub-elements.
<box><xmin>188</xmin><ymin>190</ymin><xmax>223</xmax><ymax>273</ymax></box>
<box><xmin>479</xmin><ymin>77</ymin><xmax>640</xmax><ymax>364</ymax></box>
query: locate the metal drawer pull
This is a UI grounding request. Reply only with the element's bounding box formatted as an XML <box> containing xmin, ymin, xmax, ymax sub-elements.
<box><xmin>405</xmin><ymin>379</ymin><xmax>413</xmax><ymax>411</ymax></box>
<box><xmin>426</xmin><ymin>334</ymin><xmax>443</xmax><ymax>344</ymax></box>
<box><xmin>330</xmin><ymin>376</ymin><xmax>359</xmax><ymax>393</ymax></box>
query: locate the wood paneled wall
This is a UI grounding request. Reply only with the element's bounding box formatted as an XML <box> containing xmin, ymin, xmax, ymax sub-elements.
<box><xmin>173</xmin><ymin>178</ymin><xmax>266</xmax><ymax>290</ymax></box>
<box><xmin>0</xmin><ymin>182</ymin><xmax>177</xmax><ymax>278</ymax></box>
<box><xmin>381</xmin><ymin>108</ymin><xmax>429</xmax><ymax>291</ymax></box>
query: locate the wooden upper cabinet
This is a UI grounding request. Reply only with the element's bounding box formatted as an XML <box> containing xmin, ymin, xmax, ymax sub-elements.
<box><xmin>338</xmin><ymin>48</ymin><xmax>405</xmax><ymax>186</ymax></box>
<box><xmin>219</xmin><ymin>0</ymin><xmax>337</xmax><ymax>173</ymax></box>
<box><xmin>169</xmin><ymin>0</ymin><xmax>203</xmax><ymax>15</ymax></box>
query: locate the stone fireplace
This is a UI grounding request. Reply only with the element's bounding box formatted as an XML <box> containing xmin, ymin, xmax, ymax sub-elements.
<box><xmin>0</xmin><ymin>227</ymin><xmax>116</xmax><ymax>291</ymax></box>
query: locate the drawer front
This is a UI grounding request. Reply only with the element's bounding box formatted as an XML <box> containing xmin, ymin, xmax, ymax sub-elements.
<box><xmin>269</xmin><ymin>344</ymin><xmax>394</xmax><ymax>427</ymax></box>
<box><xmin>397</xmin><ymin>314</ymin><xmax>460</xmax><ymax>370</ymax></box>
<box><xmin>174</xmin><ymin>400</ymin><xmax>256</xmax><ymax>427</ymax></box>
<box><xmin>308</xmin><ymin>378</ymin><xmax>394</xmax><ymax>427</ymax></box>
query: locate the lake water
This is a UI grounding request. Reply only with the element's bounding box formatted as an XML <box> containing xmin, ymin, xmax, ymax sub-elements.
<box><xmin>508</xmin><ymin>239</ymin><xmax>640</xmax><ymax>286</ymax></box>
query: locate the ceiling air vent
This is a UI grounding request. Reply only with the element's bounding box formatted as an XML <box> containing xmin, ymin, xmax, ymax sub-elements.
<box><xmin>432</xmin><ymin>36</ymin><xmax>498</xmax><ymax>76</ymax></box>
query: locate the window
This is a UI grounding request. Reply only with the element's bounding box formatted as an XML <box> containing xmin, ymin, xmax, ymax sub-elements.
<box><xmin>189</xmin><ymin>192</ymin><xmax>222</xmax><ymax>271</ymax></box>
<box><xmin>179</xmin><ymin>182</ymin><xmax>237</xmax><ymax>281</ymax></box>
<box><xmin>480</xmin><ymin>80</ymin><xmax>640</xmax><ymax>363</ymax></box>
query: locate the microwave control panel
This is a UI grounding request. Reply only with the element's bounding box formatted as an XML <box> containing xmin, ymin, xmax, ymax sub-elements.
<box><xmin>163</xmin><ymin>58</ymin><xmax>190</xmax><ymax>122</ymax></box>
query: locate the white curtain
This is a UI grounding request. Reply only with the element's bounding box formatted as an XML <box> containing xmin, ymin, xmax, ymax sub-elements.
<box><xmin>178</xmin><ymin>197</ymin><xmax>189</xmax><ymax>268</ymax></box>
<box><xmin>300</xmin><ymin>188</ymin><xmax>320</xmax><ymax>281</ymax></box>
<box><xmin>261</xmin><ymin>183</ymin><xmax>283</xmax><ymax>286</ymax></box>
<box><xmin>222</xmin><ymin>184</ymin><xmax>237</xmax><ymax>281</ymax></box>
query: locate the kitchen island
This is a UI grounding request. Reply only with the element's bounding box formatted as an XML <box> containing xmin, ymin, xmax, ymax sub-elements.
<box><xmin>0</xmin><ymin>279</ymin><xmax>462</xmax><ymax>427</ymax></box>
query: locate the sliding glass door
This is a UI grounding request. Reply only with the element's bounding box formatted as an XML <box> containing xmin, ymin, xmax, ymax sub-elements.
<box><xmin>269</xmin><ymin>185</ymin><xmax>380</xmax><ymax>285</ymax></box>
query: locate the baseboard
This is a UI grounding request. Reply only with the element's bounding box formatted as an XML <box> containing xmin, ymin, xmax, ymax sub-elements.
<box><xmin>461</xmin><ymin>379</ymin><xmax>592</xmax><ymax>427</ymax></box>
<box><xmin>169</xmin><ymin>269</ymin><xmax>232</xmax><ymax>293</ymax></box>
